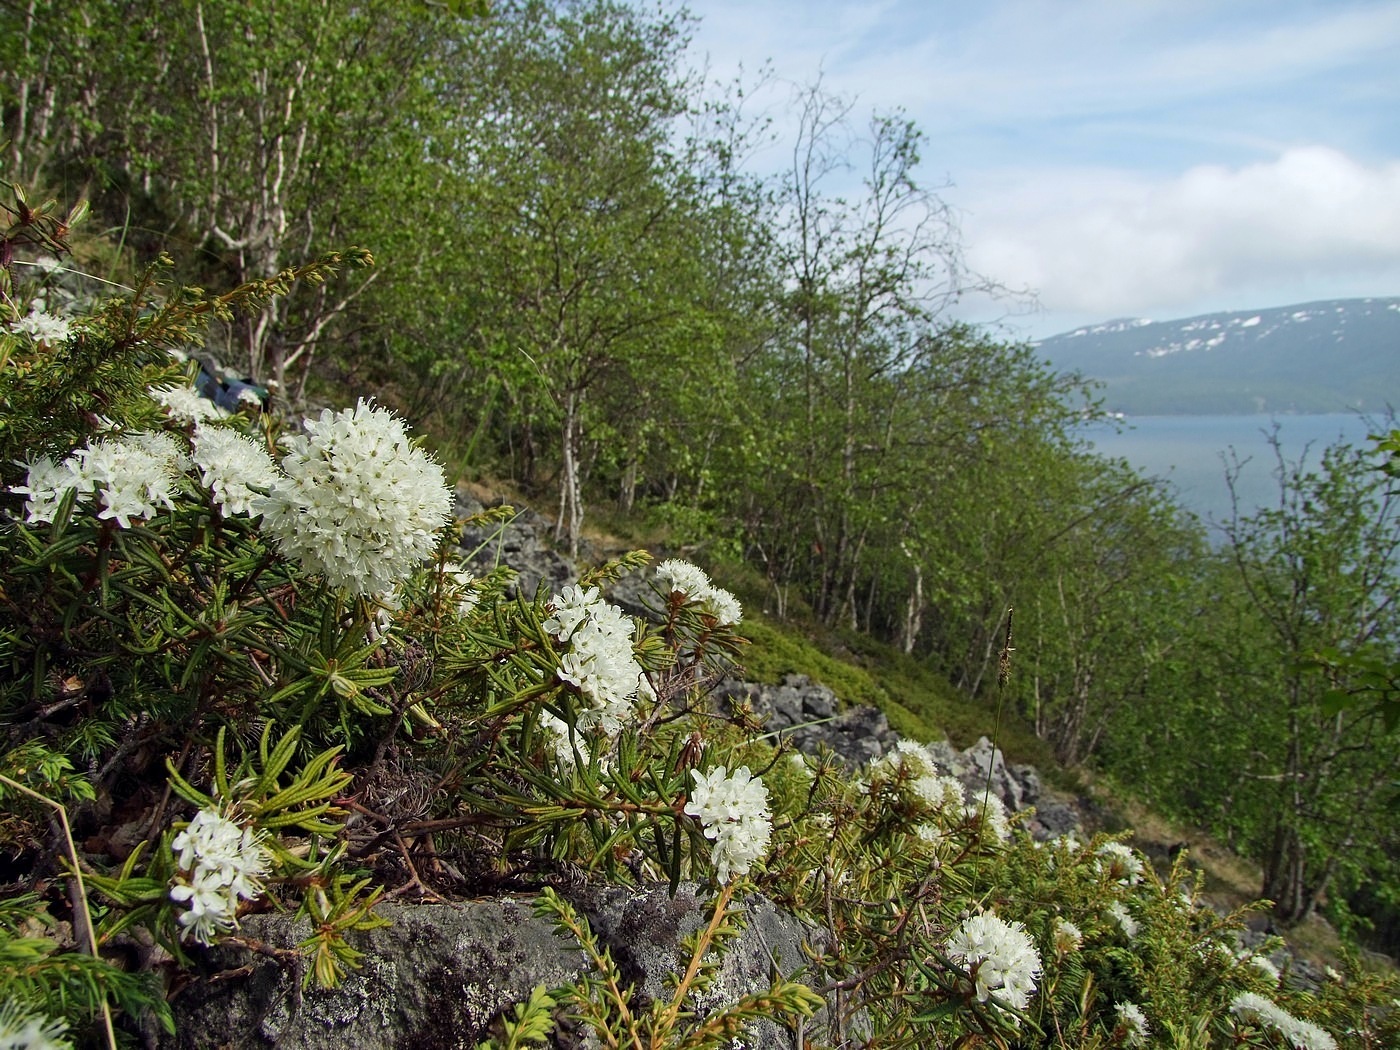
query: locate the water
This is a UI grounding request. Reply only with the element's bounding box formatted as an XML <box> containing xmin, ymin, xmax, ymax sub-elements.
<box><xmin>1081</xmin><ymin>413</ymin><xmax>1388</xmax><ymax>530</ymax></box>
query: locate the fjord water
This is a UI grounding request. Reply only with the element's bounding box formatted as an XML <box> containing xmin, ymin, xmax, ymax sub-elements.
<box><xmin>1082</xmin><ymin>413</ymin><xmax>1385</xmax><ymax>529</ymax></box>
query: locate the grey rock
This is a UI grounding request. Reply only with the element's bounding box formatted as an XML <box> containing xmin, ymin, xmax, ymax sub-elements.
<box><xmin>718</xmin><ymin>677</ymin><xmax>899</xmax><ymax>768</ymax></box>
<box><xmin>163</xmin><ymin>899</ymin><xmax>585</xmax><ymax>1049</ymax></box>
<box><xmin>958</xmin><ymin>736</ymin><xmax>1024</xmax><ymax>812</ymax></box>
<box><xmin>603</xmin><ymin>566</ymin><xmax>659</xmax><ymax>620</ymax></box>
<box><xmin>1011</xmin><ymin>764</ymin><xmax>1041</xmax><ymax>806</ymax></box>
<box><xmin>923</xmin><ymin>739</ymin><xmax>963</xmax><ymax>777</ymax></box>
<box><xmin>572</xmin><ymin>883</ymin><xmax>830</xmax><ymax>1049</ymax></box>
<box><xmin>1025</xmin><ymin>798</ymin><xmax>1081</xmax><ymax>840</ymax></box>
<box><xmin>162</xmin><ymin>889</ymin><xmax>824</xmax><ymax>1050</ymax></box>
<box><xmin>456</xmin><ymin>488</ymin><xmax>577</xmax><ymax>602</ymax></box>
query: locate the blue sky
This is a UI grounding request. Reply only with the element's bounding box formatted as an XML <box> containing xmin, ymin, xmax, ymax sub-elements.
<box><xmin>679</xmin><ymin>0</ymin><xmax>1400</xmax><ymax>339</ymax></box>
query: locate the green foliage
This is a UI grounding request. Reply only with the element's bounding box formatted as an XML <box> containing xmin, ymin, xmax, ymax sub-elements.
<box><xmin>5</xmin><ymin>0</ymin><xmax>1400</xmax><ymax>1041</ymax></box>
<box><xmin>0</xmin><ymin>223</ymin><xmax>1389</xmax><ymax>1047</ymax></box>
<box><xmin>477</xmin><ymin>983</ymin><xmax>558</xmax><ymax>1050</ymax></box>
<box><xmin>1098</xmin><ymin>434</ymin><xmax>1400</xmax><ymax>930</ymax></box>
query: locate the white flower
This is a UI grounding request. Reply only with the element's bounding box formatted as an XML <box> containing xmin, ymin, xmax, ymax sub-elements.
<box><xmin>191</xmin><ymin>425</ymin><xmax>280</xmax><ymax>517</ymax></box>
<box><xmin>871</xmin><ymin>740</ymin><xmax>931</xmax><ymax>781</ymax></box>
<box><xmin>700</xmin><ymin>585</ymin><xmax>742</xmax><ymax>626</ymax></box>
<box><xmin>653</xmin><ymin>559</ymin><xmax>742</xmax><ymax>626</ymax></box>
<box><xmin>17</xmin><ymin>433</ymin><xmax>187</xmax><ymax>528</ymax></box>
<box><xmin>169</xmin><ymin>875</ymin><xmax>237</xmax><ymax>944</ymax></box>
<box><xmin>10</xmin><ymin>454</ymin><xmax>84</xmax><ymax>524</ymax></box>
<box><xmin>655</xmin><ymin>559</ymin><xmax>712</xmax><ymax>599</ymax></box>
<box><xmin>13</xmin><ymin>305</ymin><xmax>71</xmax><ymax>344</ymax></box>
<box><xmin>86</xmin><ymin>433</ymin><xmax>186</xmax><ymax>527</ymax></box>
<box><xmin>871</xmin><ymin>741</ymin><xmax>962</xmax><ymax>815</ymax></box>
<box><xmin>548</xmin><ymin>588</ymin><xmax>650</xmax><ymax>732</ymax></box>
<box><xmin>964</xmin><ymin>794</ymin><xmax>1011</xmax><ymax>843</ymax></box>
<box><xmin>11</xmin><ymin>431</ymin><xmax>192</xmax><ymax>527</ymax></box>
<box><xmin>1244</xmin><ymin>951</ymin><xmax>1282</xmax><ymax>984</ymax></box>
<box><xmin>1230</xmin><ymin>991</ymin><xmax>1283</xmax><ymax>1026</ymax></box>
<box><xmin>943</xmin><ymin>912</ymin><xmax>1041</xmax><ymax>1012</ymax></box>
<box><xmin>912</xmin><ymin>772</ymin><xmax>966</xmax><ymax>812</ymax></box>
<box><xmin>1115</xmin><ymin>1001</ymin><xmax>1150</xmax><ymax>1047</ymax></box>
<box><xmin>440</xmin><ymin>560</ymin><xmax>479</xmax><ymax>616</ymax></box>
<box><xmin>0</xmin><ymin>1000</ymin><xmax>71</xmax><ymax>1050</ymax></box>
<box><xmin>1107</xmin><ymin>901</ymin><xmax>1139</xmax><ymax>940</ymax></box>
<box><xmin>255</xmin><ymin>400</ymin><xmax>452</xmax><ymax>597</ymax></box>
<box><xmin>685</xmin><ymin>765</ymin><xmax>773</xmax><ymax>883</ymax></box>
<box><xmin>1284</xmin><ymin>1018</ymin><xmax>1339</xmax><ymax>1050</ymax></box>
<box><xmin>152</xmin><ymin>382</ymin><xmax>228</xmax><ymax>424</ymax></box>
<box><xmin>543</xmin><ymin>584</ymin><xmax>601</xmax><ymax>641</ymax></box>
<box><xmin>1052</xmin><ymin>917</ymin><xmax>1082</xmax><ymax>954</ymax></box>
<box><xmin>1096</xmin><ymin>841</ymin><xmax>1144</xmax><ymax>885</ymax></box>
<box><xmin>1229</xmin><ymin>993</ymin><xmax>1337</xmax><ymax>1050</ymax></box>
<box><xmin>169</xmin><ymin>806</ymin><xmax>270</xmax><ymax>945</ymax></box>
<box><xmin>912</xmin><ymin>823</ymin><xmax>945</xmax><ymax>853</ymax></box>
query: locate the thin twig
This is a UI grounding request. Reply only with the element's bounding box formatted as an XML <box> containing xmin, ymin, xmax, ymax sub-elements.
<box><xmin>0</xmin><ymin>774</ymin><xmax>118</xmax><ymax>1049</ymax></box>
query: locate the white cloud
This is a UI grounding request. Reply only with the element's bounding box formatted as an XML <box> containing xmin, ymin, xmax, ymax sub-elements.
<box><xmin>961</xmin><ymin>147</ymin><xmax>1400</xmax><ymax>319</ymax></box>
<box><xmin>683</xmin><ymin>2</ymin><xmax>1400</xmax><ymax>335</ymax></box>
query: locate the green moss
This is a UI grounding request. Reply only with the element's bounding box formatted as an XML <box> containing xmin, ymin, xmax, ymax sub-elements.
<box><xmin>732</xmin><ymin>608</ymin><xmax>1057</xmax><ymax>768</ymax></box>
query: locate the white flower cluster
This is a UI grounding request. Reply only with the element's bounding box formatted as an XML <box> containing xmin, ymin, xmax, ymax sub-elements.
<box><xmin>0</xmin><ymin>1000</ymin><xmax>71</xmax><ymax>1050</ymax></box>
<box><xmin>1051</xmin><ymin>917</ymin><xmax>1082</xmax><ymax>954</ymax></box>
<box><xmin>168</xmin><ymin>806</ymin><xmax>271</xmax><ymax>945</ymax></box>
<box><xmin>13</xmin><ymin>305</ymin><xmax>71</xmax><ymax>344</ymax></box>
<box><xmin>255</xmin><ymin>400</ymin><xmax>452</xmax><ymax>597</ymax></box>
<box><xmin>191</xmin><ymin>425</ymin><xmax>280</xmax><ymax>517</ymax></box>
<box><xmin>1106</xmin><ymin>900</ymin><xmax>1140</xmax><ymax>940</ymax></box>
<box><xmin>14</xmin><ymin>432</ymin><xmax>186</xmax><ymax>527</ymax></box>
<box><xmin>684</xmin><ymin>765</ymin><xmax>773</xmax><ymax>883</ymax></box>
<box><xmin>1230</xmin><ymin>992</ymin><xmax>1337</xmax><ymax>1050</ymax></box>
<box><xmin>870</xmin><ymin>740</ymin><xmax>966</xmax><ymax>813</ymax></box>
<box><xmin>1241</xmin><ymin>950</ymin><xmax>1282</xmax><ymax>985</ymax></box>
<box><xmin>1114</xmin><ymin>1001</ymin><xmax>1151</xmax><ymax>1047</ymax></box>
<box><xmin>654</xmin><ymin>558</ymin><xmax>742</xmax><ymax>626</ymax></box>
<box><xmin>153</xmin><ymin>382</ymin><xmax>228</xmax><ymax>424</ymax></box>
<box><xmin>1095</xmin><ymin>841</ymin><xmax>1144</xmax><ymax>885</ymax></box>
<box><xmin>10</xmin><ymin>400</ymin><xmax>454</xmax><ymax>600</ymax></box>
<box><xmin>943</xmin><ymin>911</ymin><xmax>1042</xmax><ymax>1011</ymax></box>
<box><xmin>439</xmin><ymin>560</ymin><xmax>479</xmax><ymax>617</ymax></box>
<box><xmin>964</xmin><ymin>793</ymin><xmax>1012</xmax><ymax>843</ymax></box>
<box><xmin>545</xmin><ymin>585</ymin><xmax>653</xmax><ymax>732</ymax></box>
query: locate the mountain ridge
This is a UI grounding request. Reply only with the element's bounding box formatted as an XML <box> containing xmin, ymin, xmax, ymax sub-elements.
<box><xmin>1033</xmin><ymin>296</ymin><xmax>1400</xmax><ymax>415</ymax></box>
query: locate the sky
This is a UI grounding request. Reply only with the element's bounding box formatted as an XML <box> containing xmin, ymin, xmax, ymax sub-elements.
<box><xmin>678</xmin><ymin>0</ymin><xmax>1400</xmax><ymax>340</ymax></box>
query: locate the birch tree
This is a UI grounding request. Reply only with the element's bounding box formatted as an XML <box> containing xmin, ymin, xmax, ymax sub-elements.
<box><xmin>3</xmin><ymin>0</ymin><xmax>475</xmax><ymax>400</ymax></box>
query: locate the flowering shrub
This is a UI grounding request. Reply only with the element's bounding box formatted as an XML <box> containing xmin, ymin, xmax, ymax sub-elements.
<box><xmin>1</xmin><ymin>185</ymin><xmax>1395</xmax><ymax>1049</ymax></box>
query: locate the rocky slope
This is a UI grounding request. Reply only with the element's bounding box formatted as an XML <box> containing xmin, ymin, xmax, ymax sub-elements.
<box><xmin>157</xmin><ymin>487</ymin><xmax>1343</xmax><ymax>1047</ymax></box>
